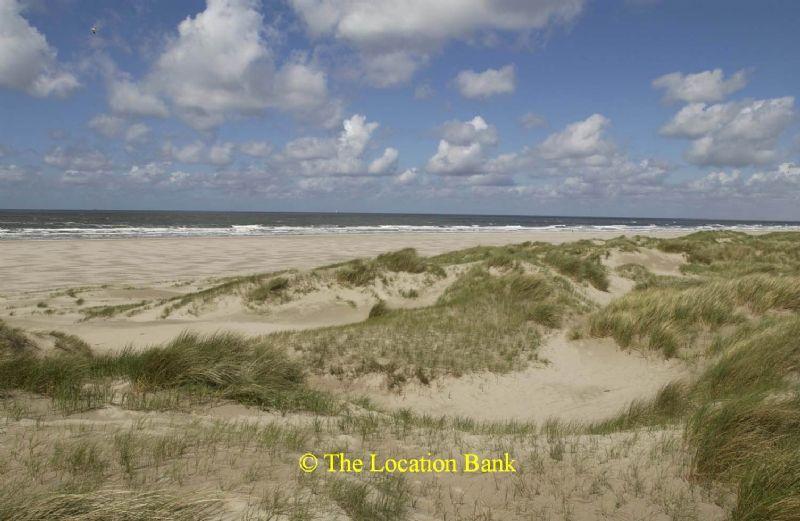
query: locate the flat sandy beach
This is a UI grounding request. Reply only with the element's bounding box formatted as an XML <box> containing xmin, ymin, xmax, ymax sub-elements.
<box><xmin>0</xmin><ymin>229</ymin><xmax>690</xmax><ymax>293</ymax></box>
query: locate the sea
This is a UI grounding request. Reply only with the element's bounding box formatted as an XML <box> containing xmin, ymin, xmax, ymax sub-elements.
<box><xmin>1</xmin><ymin>210</ymin><xmax>798</xmax><ymax>240</ymax></box>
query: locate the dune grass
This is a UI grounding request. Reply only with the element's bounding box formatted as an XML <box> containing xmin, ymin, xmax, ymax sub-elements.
<box><xmin>588</xmin><ymin>274</ymin><xmax>800</xmax><ymax>357</ymax></box>
<box><xmin>654</xmin><ymin>230</ymin><xmax>800</xmax><ymax>277</ymax></box>
<box><xmin>429</xmin><ymin>240</ymin><xmax>612</xmax><ymax>291</ymax></box>
<box><xmin>275</xmin><ymin>266</ymin><xmax>587</xmax><ymax>387</ymax></box>
<box><xmin>246</xmin><ymin>276</ymin><xmax>290</xmax><ymax>302</ymax></box>
<box><xmin>334</xmin><ymin>248</ymin><xmax>445</xmax><ymax>287</ymax></box>
<box><xmin>81</xmin><ymin>301</ymin><xmax>148</xmax><ymax>320</ymax></box>
<box><xmin>0</xmin><ymin>486</ymin><xmax>223</xmax><ymax>521</ymax></box>
<box><xmin>0</xmin><ymin>331</ymin><xmax>335</xmax><ymax>414</ymax></box>
<box><xmin>0</xmin><ymin>319</ymin><xmax>35</xmax><ymax>354</ymax></box>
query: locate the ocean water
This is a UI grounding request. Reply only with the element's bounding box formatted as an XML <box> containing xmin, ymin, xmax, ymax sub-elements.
<box><xmin>1</xmin><ymin>210</ymin><xmax>798</xmax><ymax>240</ymax></box>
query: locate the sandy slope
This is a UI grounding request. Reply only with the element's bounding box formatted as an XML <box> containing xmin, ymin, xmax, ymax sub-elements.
<box><xmin>338</xmin><ymin>332</ymin><xmax>683</xmax><ymax>423</ymax></box>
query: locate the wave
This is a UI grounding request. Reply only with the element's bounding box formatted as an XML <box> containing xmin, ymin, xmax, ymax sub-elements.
<box><xmin>2</xmin><ymin>222</ymin><xmax>800</xmax><ymax>240</ymax></box>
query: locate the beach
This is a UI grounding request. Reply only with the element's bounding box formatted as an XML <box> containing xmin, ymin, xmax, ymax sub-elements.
<box><xmin>0</xmin><ymin>229</ymin><xmax>693</xmax><ymax>292</ymax></box>
<box><xmin>2</xmin><ymin>228</ymin><xmax>798</xmax><ymax>519</ymax></box>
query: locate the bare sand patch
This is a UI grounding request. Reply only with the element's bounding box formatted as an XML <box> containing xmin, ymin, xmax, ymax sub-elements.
<box><xmin>604</xmin><ymin>247</ymin><xmax>686</xmax><ymax>276</ymax></box>
<box><xmin>337</xmin><ymin>332</ymin><xmax>683</xmax><ymax>424</ymax></box>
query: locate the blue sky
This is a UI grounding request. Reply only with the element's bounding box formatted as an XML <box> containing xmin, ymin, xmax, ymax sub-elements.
<box><xmin>1</xmin><ymin>0</ymin><xmax>799</xmax><ymax>219</ymax></box>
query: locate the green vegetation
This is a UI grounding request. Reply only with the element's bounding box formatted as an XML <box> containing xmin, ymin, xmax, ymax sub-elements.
<box><xmin>335</xmin><ymin>248</ymin><xmax>445</xmax><ymax>287</ymax></box>
<box><xmin>584</xmin><ymin>231</ymin><xmax>800</xmax><ymax>520</ymax></box>
<box><xmin>543</xmin><ymin>246</ymin><xmax>609</xmax><ymax>291</ymax></box>
<box><xmin>588</xmin><ymin>274</ymin><xmax>800</xmax><ymax>358</ymax></box>
<box><xmin>247</xmin><ymin>276</ymin><xmax>290</xmax><ymax>302</ymax></box>
<box><xmin>277</xmin><ymin>266</ymin><xmax>587</xmax><ymax>386</ymax></box>
<box><xmin>49</xmin><ymin>331</ymin><xmax>92</xmax><ymax>357</ymax></box>
<box><xmin>0</xmin><ymin>331</ymin><xmax>335</xmax><ymax>414</ymax></box>
<box><xmin>327</xmin><ymin>477</ymin><xmax>409</xmax><ymax>521</ymax></box>
<box><xmin>81</xmin><ymin>301</ymin><xmax>148</xmax><ymax>320</ymax></box>
<box><xmin>368</xmin><ymin>300</ymin><xmax>389</xmax><ymax>318</ymax></box>
<box><xmin>335</xmin><ymin>260</ymin><xmax>378</xmax><ymax>286</ymax></box>
<box><xmin>0</xmin><ymin>319</ymin><xmax>34</xmax><ymax>354</ymax></box>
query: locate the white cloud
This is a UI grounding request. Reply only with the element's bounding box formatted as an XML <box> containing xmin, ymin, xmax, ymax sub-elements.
<box><xmin>88</xmin><ymin>114</ymin><xmax>126</xmax><ymax>138</ymax></box>
<box><xmin>427</xmin><ymin>116</ymin><xmax>497</xmax><ymax>176</ymax></box>
<box><xmin>127</xmin><ymin>163</ymin><xmax>193</xmax><ymax>188</ymax></box>
<box><xmin>746</xmin><ymin>162</ymin><xmax>800</xmax><ymax>193</ymax></box>
<box><xmin>163</xmin><ymin>141</ymin><xmax>205</xmax><ymax>163</ymax></box>
<box><xmin>44</xmin><ymin>146</ymin><xmax>112</xmax><ymax>171</ymax></box>
<box><xmin>124</xmin><ymin>123</ymin><xmax>150</xmax><ymax>144</ymax></box>
<box><xmin>519</xmin><ymin>112</ymin><xmax>547</xmax><ymax>129</ymax></box>
<box><xmin>362</xmin><ymin>51</ymin><xmax>422</xmax><ymax>88</ymax></box>
<box><xmin>440</xmin><ymin>116</ymin><xmax>498</xmax><ymax>146</ymax></box>
<box><xmin>653</xmin><ymin>68</ymin><xmax>747</xmax><ymax>104</ymax></box>
<box><xmin>661</xmin><ymin>97</ymin><xmax>795</xmax><ymax>166</ymax></box>
<box><xmin>368</xmin><ymin>147</ymin><xmax>399</xmax><ymax>175</ymax></box>
<box><xmin>414</xmin><ymin>83</ymin><xmax>435</xmax><ymax>100</ymax></box>
<box><xmin>688</xmin><ymin>170</ymin><xmax>741</xmax><ymax>192</ymax></box>
<box><xmin>537</xmin><ymin>114</ymin><xmax>614</xmax><ymax>163</ymax></box>
<box><xmin>278</xmin><ymin>114</ymin><xmax>399</xmax><ymax>177</ymax></box>
<box><xmin>394</xmin><ymin>168</ymin><xmax>420</xmax><ymax>185</ymax></box>
<box><xmin>239</xmin><ymin>141</ymin><xmax>272</xmax><ymax>158</ymax></box>
<box><xmin>133</xmin><ymin>0</ymin><xmax>338</xmax><ymax>129</ymax></box>
<box><xmin>0</xmin><ymin>0</ymin><xmax>79</xmax><ymax>97</ymax></box>
<box><xmin>289</xmin><ymin>0</ymin><xmax>584</xmax><ymax>86</ymax></box>
<box><xmin>209</xmin><ymin>142</ymin><xmax>235</xmax><ymax>165</ymax></box>
<box><xmin>681</xmin><ymin>163</ymin><xmax>800</xmax><ymax>201</ymax></box>
<box><xmin>162</xmin><ymin>140</ymin><xmax>239</xmax><ymax>165</ymax></box>
<box><xmin>108</xmin><ymin>77</ymin><xmax>169</xmax><ymax>118</ymax></box>
<box><xmin>0</xmin><ymin>164</ymin><xmax>28</xmax><ymax>183</ymax></box>
<box><xmin>455</xmin><ymin>65</ymin><xmax>515</xmax><ymax>99</ymax></box>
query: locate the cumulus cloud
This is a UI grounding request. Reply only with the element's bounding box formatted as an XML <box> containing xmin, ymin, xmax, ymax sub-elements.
<box><xmin>289</xmin><ymin>0</ymin><xmax>584</xmax><ymax>86</ymax></box>
<box><xmin>239</xmin><ymin>141</ymin><xmax>272</xmax><ymax>158</ymax></box>
<box><xmin>368</xmin><ymin>147</ymin><xmax>399</xmax><ymax>175</ymax></box>
<box><xmin>679</xmin><ymin>163</ymin><xmax>800</xmax><ymax>202</ymax></box>
<box><xmin>127</xmin><ymin>163</ymin><xmax>193</xmax><ymax>188</ymax></box>
<box><xmin>394</xmin><ymin>168</ymin><xmax>420</xmax><ymax>185</ymax></box>
<box><xmin>0</xmin><ymin>164</ymin><xmax>28</xmax><ymax>183</ymax></box>
<box><xmin>107</xmin><ymin>77</ymin><xmax>169</xmax><ymax>118</ymax></box>
<box><xmin>0</xmin><ymin>0</ymin><xmax>79</xmax><ymax>97</ymax></box>
<box><xmin>653</xmin><ymin>68</ymin><xmax>747</xmax><ymax>104</ymax></box>
<box><xmin>44</xmin><ymin>146</ymin><xmax>112</xmax><ymax>171</ymax></box>
<box><xmin>455</xmin><ymin>65</ymin><xmax>515</xmax><ymax>99</ymax></box>
<box><xmin>519</xmin><ymin>112</ymin><xmax>547</xmax><ymax>129</ymax></box>
<box><xmin>277</xmin><ymin>114</ymin><xmax>399</xmax><ymax>177</ymax></box>
<box><xmin>209</xmin><ymin>142</ymin><xmax>235</xmax><ymax>165</ymax></box>
<box><xmin>427</xmin><ymin>116</ymin><xmax>498</xmax><ymax>176</ymax></box>
<box><xmin>746</xmin><ymin>162</ymin><xmax>800</xmax><ymax>193</ymax></box>
<box><xmin>88</xmin><ymin>114</ymin><xmax>126</xmax><ymax>138</ymax></box>
<box><xmin>660</xmin><ymin>97</ymin><xmax>795</xmax><ymax>166</ymax></box>
<box><xmin>687</xmin><ymin>170</ymin><xmax>742</xmax><ymax>193</ymax></box>
<box><xmin>537</xmin><ymin>114</ymin><xmax>615</xmax><ymax>164</ymax></box>
<box><xmin>162</xmin><ymin>141</ymin><xmax>236</xmax><ymax>165</ymax></box>
<box><xmin>103</xmin><ymin>0</ymin><xmax>339</xmax><ymax>130</ymax></box>
<box><xmin>362</xmin><ymin>51</ymin><xmax>422</xmax><ymax>88</ymax></box>
<box><xmin>124</xmin><ymin>123</ymin><xmax>150</xmax><ymax>144</ymax></box>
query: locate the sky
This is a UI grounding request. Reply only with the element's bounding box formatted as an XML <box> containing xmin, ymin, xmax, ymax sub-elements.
<box><xmin>1</xmin><ymin>0</ymin><xmax>799</xmax><ymax>219</ymax></box>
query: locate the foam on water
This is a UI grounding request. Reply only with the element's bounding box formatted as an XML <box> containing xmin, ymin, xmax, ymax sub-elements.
<box><xmin>1</xmin><ymin>210</ymin><xmax>798</xmax><ymax>240</ymax></box>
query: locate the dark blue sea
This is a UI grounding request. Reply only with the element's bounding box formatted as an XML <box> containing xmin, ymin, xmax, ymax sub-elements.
<box><xmin>1</xmin><ymin>210</ymin><xmax>798</xmax><ymax>239</ymax></box>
